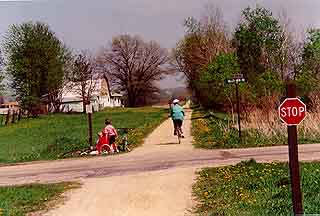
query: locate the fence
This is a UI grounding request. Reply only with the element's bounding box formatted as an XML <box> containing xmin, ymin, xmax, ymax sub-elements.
<box><xmin>0</xmin><ymin>109</ymin><xmax>23</xmax><ymax>126</ymax></box>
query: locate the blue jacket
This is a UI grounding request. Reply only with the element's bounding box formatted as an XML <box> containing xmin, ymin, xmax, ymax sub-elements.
<box><xmin>171</xmin><ymin>104</ymin><xmax>184</xmax><ymax>120</ymax></box>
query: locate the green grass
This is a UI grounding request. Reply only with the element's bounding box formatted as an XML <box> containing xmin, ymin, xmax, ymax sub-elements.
<box><xmin>192</xmin><ymin>109</ymin><xmax>320</xmax><ymax>149</ymax></box>
<box><xmin>192</xmin><ymin>109</ymin><xmax>244</xmax><ymax>149</ymax></box>
<box><xmin>0</xmin><ymin>107</ymin><xmax>168</xmax><ymax>163</ymax></box>
<box><xmin>0</xmin><ymin>183</ymin><xmax>78</xmax><ymax>216</ymax></box>
<box><xmin>193</xmin><ymin>160</ymin><xmax>320</xmax><ymax>216</ymax></box>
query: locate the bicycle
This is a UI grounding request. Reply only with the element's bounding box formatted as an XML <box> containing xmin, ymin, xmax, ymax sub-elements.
<box><xmin>117</xmin><ymin>128</ymin><xmax>134</xmax><ymax>152</ymax></box>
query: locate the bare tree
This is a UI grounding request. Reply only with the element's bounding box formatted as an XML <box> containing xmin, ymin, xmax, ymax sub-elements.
<box><xmin>253</xmin><ymin>9</ymin><xmax>303</xmax><ymax>82</ymax></box>
<box><xmin>274</xmin><ymin>10</ymin><xmax>303</xmax><ymax>81</ymax></box>
<box><xmin>172</xmin><ymin>5</ymin><xmax>232</xmax><ymax>99</ymax></box>
<box><xmin>68</xmin><ymin>52</ymin><xmax>98</xmax><ymax>113</ymax></box>
<box><xmin>97</xmin><ymin>35</ymin><xmax>170</xmax><ymax>107</ymax></box>
<box><xmin>47</xmin><ymin>54</ymin><xmax>73</xmax><ymax>113</ymax></box>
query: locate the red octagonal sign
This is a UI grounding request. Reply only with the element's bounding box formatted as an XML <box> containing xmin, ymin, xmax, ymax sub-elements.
<box><xmin>278</xmin><ymin>98</ymin><xmax>307</xmax><ymax>126</ymax></box>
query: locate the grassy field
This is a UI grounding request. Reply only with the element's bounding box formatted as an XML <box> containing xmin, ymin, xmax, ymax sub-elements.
<box><xmin>192</xmin><ymin>109</ymin><xmax>320</xmax><ymax>149</ymax></box>
<box><xmin>0</xmin><ymin>107</ymin><xmax>167</xmax><ymax>163</ymax></box>
<box><xmin>192</xmin><ymin>160</ymin><xmax>320</xmax><ymax>216</ymax></box>
<box><xmin>0</xmin><ymin>183</ymin><xmax>78</xmax><ymax>216</ymax></box>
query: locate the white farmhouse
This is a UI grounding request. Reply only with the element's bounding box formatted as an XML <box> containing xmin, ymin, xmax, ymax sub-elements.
<box><xmin>60</xmin><ymin>78</ymin><xmax>123</xmax><ymax>113</ymax></box>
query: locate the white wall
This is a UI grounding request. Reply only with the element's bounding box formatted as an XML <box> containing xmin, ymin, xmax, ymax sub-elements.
<box><xmin>60</xmin><ymin>101</ymin><xmax>99</xmax><ymax>113</ymax></box>
<box><xmin>111</xmin><ymin>97</ymin><xmax>122</xmax><ymax>107</ymax></box>
<box><xmin>59</xmin><ymin>79</ymin><xmax>123</xmax><ymax>112</ymax></box>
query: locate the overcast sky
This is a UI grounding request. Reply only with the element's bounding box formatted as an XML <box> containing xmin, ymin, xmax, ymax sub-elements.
<box><xmin>1</xmin><ymin>0</ymin><xmax>320</xmax><ymax>88</ymax></box>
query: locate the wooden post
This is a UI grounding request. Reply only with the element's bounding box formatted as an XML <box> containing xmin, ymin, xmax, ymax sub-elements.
<box><xmin>86</xmin><ymin>104</ymin><xmax>93</xmax><ymax>147</ymax></box>
<box><xmin>88</xmin><ymin>112</ymin><xmax>93</xmax><ymax>146</ymax></box>
<box><xmin>235</xmin><ymin>82</ymin><xmax>241</xmax><ymax>139</ymax></box>
<box><xmin>287</xmin><ymin>82</ymin><xmax>303</xmax><ymax>215</ymax></box>
<box><xmin>11</xmin><ymin>110</ymin><xmax>16</xmax><ymax>124</ymax></box>
<box><xmin>227</xmin><ymin>74</ymin><xmax>245</xmax><ymax>141</ymax></box>
<box><xmin>5</xmin><ymin>109</ymin><xmax>10</xmax><ymax>125</ymax></box>
<box><xmin>18</xmin><ymin>109</ymin><xmax>22</xmax><ymax>121</ymax></box>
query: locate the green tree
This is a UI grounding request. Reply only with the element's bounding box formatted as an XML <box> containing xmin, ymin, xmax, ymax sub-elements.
<box><xmin>233</xmin><ymin>6</ymin><xmax>283</xmax><ymax>83</ymax></box>
<box><xmin>302</xmin><ymin>29</ymin><xmax>320</xmax><ymax>75</ymax></box>
<box><xmin>297</xmin><ymin>29</ymin><xmax>320</xmax><ymax>96</ymax></box>
<box><xmin>252</xmin><ymin>70</ymin><xmax>284</xmax><ymax>110</ymax></box>
<box><xmin>173</xmin><ymin>7</ymin><xmax>232</xmax><ymax>106</ymax></box>
<box><xmin>196</xmin><ymin>53</ymin><xmax>240</xmax><ymax>109</ymax></box>
<box><xmin>3</xmin><ymin>22</ymin><xmax>70</xmax><ymax>115</ymax></box>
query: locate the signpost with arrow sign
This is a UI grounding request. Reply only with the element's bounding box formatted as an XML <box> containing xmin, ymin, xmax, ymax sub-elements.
<box><xmin>227</xmin><ymin>74</ymin><xmax>246</xmax><ymax>139</ymax></box>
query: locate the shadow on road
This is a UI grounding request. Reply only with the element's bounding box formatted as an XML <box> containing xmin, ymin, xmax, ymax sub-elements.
<box><xmin>156</xmin><ymin>142</ymin><xmax>180</xmax><ymax>146</ymax></box>
<box><xmin>191</xmin><ymin>112</ymin><xmax>229</xmax><ymax>123</ymax></box>
<box><xmin>191</xmin><ymin>113</ymin><xmax>218</xmax><ymax>120</ymax></box>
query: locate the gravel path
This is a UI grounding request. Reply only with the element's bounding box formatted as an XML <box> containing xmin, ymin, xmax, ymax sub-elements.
<box><xmin>2</xmin><ymin>106</ymin><xmax>320</xmax><ymax>215</ymax></box>
<box><xmin>44</xmin><ymin>106</ymin><xmax>196</xmax><ymax>216</ymax></box>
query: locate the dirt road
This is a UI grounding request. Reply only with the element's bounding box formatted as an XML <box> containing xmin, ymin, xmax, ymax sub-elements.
<box><xmin>44</xmin><ymin>167</ymin><xmax>196</xmax><ymax>216</ymax></box>
<box><xmin>2</xmin><ymin>108</ymin><xmax>320</xmax><ymax>215</ymax></box>
<box><xmin>44</xmin><ymin>108</ymin><xmax>196</xmax><ymax>216</ymax></box>
<box><xmin>1</xmin><ymin>108</ymin><xmax>320</xmax><ymax>186</ymax></box>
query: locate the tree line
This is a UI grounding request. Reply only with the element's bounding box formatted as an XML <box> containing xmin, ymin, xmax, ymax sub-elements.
<box><xmin>173</xmin><ymin>6</ymin><xmax>320</xmax><ymax>113</ymax></box>
<box><xmin>1</xmin><ymin>5</ymin><xmax>319</xmax><ymax>115</ymax></box>
<box><xmin>0</xmin><ymin>23</ymin><xmax>170</xmax><ymax>116</ymax></box>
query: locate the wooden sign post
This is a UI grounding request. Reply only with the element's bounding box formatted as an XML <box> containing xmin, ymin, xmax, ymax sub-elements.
<box><xmin>86</xmin><ymin>104</ymin><xmax>93</xmax><ymax>147</ymax></box>
<box><xmin>227</xmin><ymin>74</ymin><xmax>246</xmax><ymax>139</ymax></box>
<box><xmin>278</xmin><ymin>82</ymin><xmax>305</xmax><ymax>215</ymax></box>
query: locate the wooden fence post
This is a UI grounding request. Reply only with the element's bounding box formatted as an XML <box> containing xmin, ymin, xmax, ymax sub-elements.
<box><xmin>5</xmin><ymin>109</ymin><xmax>10</xmax><ymax>125</ymax></box>
<box><xmin>12</xmin><ymin>110</ymin><xmax>16</xmax><ymax>124</ymax></box>
<box><xmin>18</xmin><ymin>109</ymin><xmax>22</xmax><ymax>121</ymax></box>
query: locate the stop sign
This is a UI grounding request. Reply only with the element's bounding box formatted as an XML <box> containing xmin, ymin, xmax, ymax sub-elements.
<box><xmin>278</xmin><ymin>98</ymin><xmax>307</xmax><ymax>125</ymax></box>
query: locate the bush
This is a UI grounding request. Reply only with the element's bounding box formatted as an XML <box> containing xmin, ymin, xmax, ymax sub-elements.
<box><xmin>192</xmin><ymin>108</ymin><xmax>320</xmax><ymax>149</ymax></box>
<box><xmin>195</xmin><ymin>53</ymin><xmax>240</xmax><ymax>110</ymax></box>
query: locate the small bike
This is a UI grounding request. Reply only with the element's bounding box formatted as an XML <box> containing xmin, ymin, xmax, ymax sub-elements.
<box><xmin>81</xmin><ymin>128</ymin><xmax>135</xmax><ymax>156</ymax></box>
<box><xmin>176</xmin><ymin>125</ymin><xmax>183</xmax><ymax>144</ymax></box>
<box><xmin>117</xmin><ymin>128</ymin><xmax>134</xmax><ymax>152</ymax></box>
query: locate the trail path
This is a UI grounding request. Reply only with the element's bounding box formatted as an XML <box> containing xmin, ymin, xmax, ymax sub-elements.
<box><xmin>1</xmin><ymin>109</ymin><xmax>320</xmax><ymax>187</ymax></box>
<box><xmin>1</xmin><ymin>105</ymin><xmax>320</xmax><ymax>215</ymax></box>
<box><xmin>43</xmin><ymin>106</ymin><xmax>196</xmax><ymax>216</ymax></box>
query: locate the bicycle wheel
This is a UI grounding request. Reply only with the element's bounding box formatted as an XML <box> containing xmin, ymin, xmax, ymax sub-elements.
<box><xmin>177</xmin><ymin>127</ymin><xmax>181</xmax><ymax>144</ymax></box>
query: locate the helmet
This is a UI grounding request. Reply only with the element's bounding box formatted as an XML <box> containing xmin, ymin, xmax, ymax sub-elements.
<box><xmin>173</xmin><ymin>99</ymin><xmax>180</xmax><ymax>104</ymax></box>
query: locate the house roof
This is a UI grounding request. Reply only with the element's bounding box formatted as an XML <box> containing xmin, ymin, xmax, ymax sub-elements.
<box><xmin>61</xmin><ymin>96</ymin><xmax>100</xmax><ymax>103</ymax></box>
<box><xmin>111</xmin><ymin>93</ymin><xmax>123</xmax><ymax>97</ymax></box>
<box><xmin>1</xmin><ymin>102</ymin><xmax>19</xmax><ymax>106</ymax></box>
<box><xmin>61</xmin><ymin>97</ymin><xmax>83</xmax><ymax>103</ymax></box>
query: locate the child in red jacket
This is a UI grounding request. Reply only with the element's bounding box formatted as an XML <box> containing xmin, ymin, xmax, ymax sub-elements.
<box><xmin>96</xmin><ymin>118</ymin><xmax>119</xmax><ymax>154</ymax></box>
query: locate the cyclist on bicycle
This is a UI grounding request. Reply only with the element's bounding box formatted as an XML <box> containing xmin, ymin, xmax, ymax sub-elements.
<box><xmin>170</xmin><ymin>99</ymin><xmax>185</xmax><ymax>138</ymax></box>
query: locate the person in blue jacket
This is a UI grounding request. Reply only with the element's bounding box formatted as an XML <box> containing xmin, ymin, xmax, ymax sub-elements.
<box><xmin>170</xmin><ymin>99</ymin><xmax>185</xmax><ymax>138</ymax></box>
